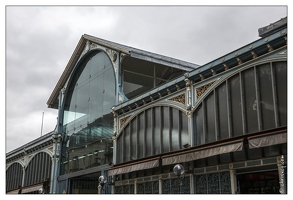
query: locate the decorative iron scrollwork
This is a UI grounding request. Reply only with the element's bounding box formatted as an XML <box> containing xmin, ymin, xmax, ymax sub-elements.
<box><xmin>120</xmin><ymin>115</ymin><xmax>131</xmax><ymax>129</ymax></box>
<box><xmin>168</xmin><ymin>93</ymin><xmax>186</xmax><ymax>106</ymax></box>
<box><xmin>195</xmin><ymin>81</ymin><xmax>215</xmax><ymax>99</ymax></box>
<box><xmin>106</xmin><ymin>48</ymin><xmax>117</xmax><ymax>63</ymax></box>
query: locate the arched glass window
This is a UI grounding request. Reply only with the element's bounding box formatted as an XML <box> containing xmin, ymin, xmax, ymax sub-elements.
<box><xmin>61</xmin><ymin>50</ymin><xmax>116</xmax><ymax>174</ymax></box>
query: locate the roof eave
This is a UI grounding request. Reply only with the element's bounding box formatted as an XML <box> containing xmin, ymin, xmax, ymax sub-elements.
<box><xmin>46</xmin><ymin>35</ymin><xmax>87</xmax><ymax>108</ymax></box>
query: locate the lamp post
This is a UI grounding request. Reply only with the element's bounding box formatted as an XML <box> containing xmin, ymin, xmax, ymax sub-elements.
<box><xmin>98</xmin><ymin>175</ymin><xmax>107</xmax><ymax>194</ymax></box>
<box><xmin>173</xmin><ymin>164</ymin><xmax>185</xmax><ymax>186</ymax></box>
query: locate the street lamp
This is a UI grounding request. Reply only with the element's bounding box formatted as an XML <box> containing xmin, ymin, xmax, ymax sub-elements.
<box><xmin>98</xmin><ymin>175</ymin><xmax>107</xmax><ymax>194</ymax></box>
<box><xmin>173</xmin><ymin>164</ymin><xmax>185</xmax><ymax>185</ymax></box>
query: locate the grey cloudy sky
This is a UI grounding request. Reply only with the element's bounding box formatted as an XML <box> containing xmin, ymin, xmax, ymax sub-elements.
<box><xmin>5</xmin><ymin>6</ymin><xmax>287</xmax><ymax>153</ymax></box>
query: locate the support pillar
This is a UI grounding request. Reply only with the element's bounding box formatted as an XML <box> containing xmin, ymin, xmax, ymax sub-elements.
<box><xmin>111</xmin><ymin>175</ymin><xmax>115</xmax><ymax>194</ymax></box>
<box><xmin>21</xmin><ymin>167</ymin><xmax>25</xmax><ymax>189</ymax></box>
<box><xmin>277</xmin><ymin>155</ymin><xmax>286</xmax><ymax>194</ymax></box>
<box><xmin>134</xmin><ymin>180</ymin><xmax>137</xmax><ymax>194</ymax></box>
<box><xmin>190</xmin><ymin>174</ymin><xmax>194</xmax><ymax>194</ymax></box>
<box><xmin>159</xmin><ymin>178</ymin><xmax>162</xmax><ymax>194</ymax></box>
<box><xmin>229</xmin><ymin>169</ymin><xmax>237</xmax><ymax>194</ymax></box>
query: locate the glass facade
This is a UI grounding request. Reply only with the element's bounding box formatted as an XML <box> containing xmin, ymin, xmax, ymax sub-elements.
<box><xmin>122</xmin><ymin>57</ymin><xmax>185</xmax><ymax>99</ymax></box>
<box><xmin>60</xmin><ymin>50</ymin><xmax>116</xmax><ymax>174</ymax></box>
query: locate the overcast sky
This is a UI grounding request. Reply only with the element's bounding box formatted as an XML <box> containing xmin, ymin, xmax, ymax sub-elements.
<box><xmin>5</xmin><ymin>5</ymin><xmax>287</xmax><ymax>153</ymax></box>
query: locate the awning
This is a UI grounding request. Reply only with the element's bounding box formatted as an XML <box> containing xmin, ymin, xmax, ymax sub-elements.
<box><xmin>248</xmin><ymin>132</ymin><xmax>287</xmax><ymax>149</ymax></box>
<box><xmin>6</xmin><ymin>189</ymin><xmax>20</xmax><ymax>194</ymax></box>
<box><xmin>21</xmin><ymin>184</ymin><xmax>43</xmax><ymax>194</ymax></box>
<box><xmin>108</xmin><ymin>158</ymin><xmax>159</xmax><ymax>176</ymax></box>
<box><xmin>162</xmin><ymin>140</ymin><xmax>243</xmax><ymax>166</ymax></box>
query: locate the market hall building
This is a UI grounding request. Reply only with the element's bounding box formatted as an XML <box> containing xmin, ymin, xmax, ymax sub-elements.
<box><xmin>6</xmin><ymin>17</ymin><xmax>287</xmax><ymax>194</ymax></box>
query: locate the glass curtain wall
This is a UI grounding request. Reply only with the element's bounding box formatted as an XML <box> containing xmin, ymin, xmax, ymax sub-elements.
<box><xmin>61</xmin><ymin>50</ymin><xmax>116</xmax><ymax>174</ymax></box>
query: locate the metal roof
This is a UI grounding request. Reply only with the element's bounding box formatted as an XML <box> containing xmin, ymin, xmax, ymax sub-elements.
<box><xmin>83</xmin><ymin>34</ymin><xmax>200</xmax><ymax>70</ymax></box>
<box><xmin>6</xmin><ymin>131</ymin><xmax>54</xmax><ymax>158</ymax></box>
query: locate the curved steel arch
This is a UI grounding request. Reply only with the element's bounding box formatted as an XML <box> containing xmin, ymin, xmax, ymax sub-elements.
<box><xmin>115</xmin><ymin>104</ymin><xmax>189</xmax><ymax>164</ymax></box>
<box><xmin>117</xmin><ymin>102</ymin><xmax>187</xmax><ymax>137</ymax></box>
<box><xmin>6</xmin><ymin>162</ymin><xmax>23</xmax><ymax>192</ymax></box>
<box><xmin>25</xmin><ymin>150</ymin><xmax>53</xmax><ymax>168</ymax></box>
<box><xmin>61</xmin><ymin>48</ymin><xmax>117</xmax><ymax>116</ymax></box>
<box><xmin>23</xmin><ymin>151</ymin><xmax>53</xmax><ymax>187</ymax></box>
<box><xmin>191</xmin><ymin>59</ymin><xmax>287</xmax><ymax>146</ymax></box>
<box><xmin>191</xmin><ymin>57</ymin><xmax>287</xmax><ymax>114</ymax></box>
<box><xmin>6</xmin><ymin>160</ymin><xmax>25</xmax><ymax>170</ymax></box>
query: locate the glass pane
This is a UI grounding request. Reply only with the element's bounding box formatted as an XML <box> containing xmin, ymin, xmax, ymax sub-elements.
<box><xmin>153</xmin><ymin>107</ymin><xmax>161</xmax><ymax>155</ymax></box>
<box><xmin>63</xmin><ymin>88</ymin><xmax>76</xmax><ymax>125</ymax></box>
<box><xmin>274</xmin><ymin>61</ymin><xmax>287</xmax><ymax>126</ymax></box>
<box><xmin>257</xmin><ymin>63</ymin><xmax>275</xmax><ymax>130</ymax></box>
<box><xmin>103</xmin><ymin>68</ymin><xmax>116</xmax><ymax>118</ymax></box>
<box><xmin>123</xmin><ymin>71</ymin><xmax>154</xmax><ymax>99</ymax></box>
<box><xmin>155</xmin><ymin>64</ymin><xmax>170</xmax><ymax>78</ymax></box>
<box><xmin>89</xmin><ymin>52</ymin><xmax>106</xmax><ymax>78</ymax></box>
<box><xmin>89</xmin><ymin>76</ymin><xmax>103</xmax><ymax>124</ymax></box>
<box><xmin>229</xmin><ymin>74</ymin><xmax>243</xmax><ymax>137</ymax></box>
<box><xmin>243</xmin><ymin>68</ymin><xmax>258</xmax><ymax>133</ymax></box>
<box><xmin>155</xmin><ymin>78</ymin><xmax>166</xmax><ymax>87</ymax></box>
<box><xmin>217</xmin><ymin>82</ymin><xmax>229</xmax><ymax>140</ymax></box>
<box><xmin>61</xmin><ymin>51</ymin><xmax>115</xmax><ymax>174</ymax></box>
<box><xmin>155</xmin><ymin>65</ymin><xmax>185</xmax><ymax>80</ymax></box>
<box><xmin>75</xmin><ymin>82</ymin><xmax>89</xmax><ymax>128</ymax></box>
<box><xmin>122</xmin><ymin>57</ymin><xmax>154</xmax><ymax>76</ymax></box>
<box><xmin>194</xmin><ymin>104</ymin><xmax>204</xmax><ymax>145</ymax></box>
<box><xmin>77</xmin><ymin>61</ymin><xmax>90</xmax><ymax>87</ymax></box>
<box><xmin>162</xmin><ymin>107</ymin><xmax>170</xmax><ymax>153</ymax></box>
<box><xmin>206</xmin><ymin>92</ymin><xmax>216</xmax><ymax>143</ymax></box>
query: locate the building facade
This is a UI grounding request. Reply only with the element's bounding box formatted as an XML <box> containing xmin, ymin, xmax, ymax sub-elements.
<box><xmin>6</xmin><ymin>17</ymin><xmax>287</xmax><ymax>194</ymax></box>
